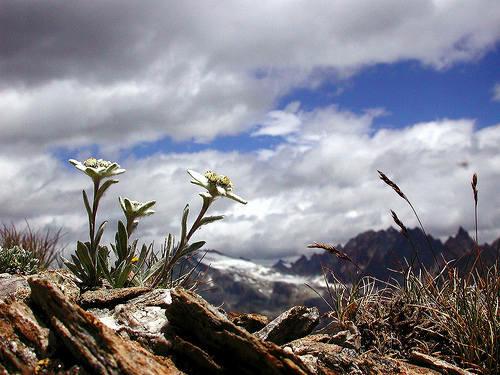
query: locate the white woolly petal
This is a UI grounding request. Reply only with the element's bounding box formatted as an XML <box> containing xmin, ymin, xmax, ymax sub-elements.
<box><xmin>226</xmin><ymin>191</ymin><xmax>248</xmax><ymax>205</ymax></box>
<box><xmin>187</xmin><ymin>169</ymin><xmax>208</xmax><ymax>185</ymax></box>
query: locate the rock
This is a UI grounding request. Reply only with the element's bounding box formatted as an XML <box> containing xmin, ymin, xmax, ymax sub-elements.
<box><xmin>227</xmin><ymin>311</ymin><xmax>269</xmax><ymax>333</ymax></box>
<box><xmin>125</xmin><ymin>288</ymin><xmax>173</xmax><ymax>308</ymax></box>
<box><xmin>0</xmin><ymin>298</ymin><xmax>50</xmax><ymax>373</ymax></box>
<box><xmin>256</xmin><ymin>306</ymin><xmax>320</xmax><ymax>345</ymax></box>
<box><xmin>164</xmin><ymin>287</ymin><xmax>312</xmax><ymax>374</ymax></box>
<box><xmin>89</xmin><ymin>302</ymin><xmax>171</xmax><ymax>356</ymax></box>
<box><xmin>0</xmin><ymin>273</ymin><xmax>30</xmax><ymax>301</ymax></box>
<box><xmin>80</xmin><ymin>286</ymin><xmax>151</xmax><ymax>308</ymax></box>
<box><xmin>85</xmin><ymin>289</ymin><xmax>175</xmax><ymax>357</ymax></box>
<box><xmin>39</xmin><ymin>269</ymin><xmax>81</xmax><ymax>303</ymax></box>
<box><xmin>28</xmin><ymin>278</ymin><xmax>182</xmax><ymax>375</ymax></box>
<box><xmin>0</xmin><ymin>270</ymin><xmax>80</xmax><ymax>303</ymax></box>
<box><xmin>411</xmin><ymin>351</ymin><xmax>474</xmax><ymax>375</ymax></box>
<box><xmin>284</xmin><ymin>335</ymin><xmax>440</xmax><ymax>375</ymax></box>
<box><xmin>315</xmin><ymin>319</ymin><xmax>361</xmax><ymax>351</ymax></box>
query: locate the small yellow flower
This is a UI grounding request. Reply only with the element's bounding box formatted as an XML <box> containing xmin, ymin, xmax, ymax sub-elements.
<box><xmin>131</xmin><ymin>256</ymin><xmax>139</xmax><ymax>263</ymax></box>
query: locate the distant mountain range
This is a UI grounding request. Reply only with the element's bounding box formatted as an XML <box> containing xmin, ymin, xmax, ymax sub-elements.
<box><xmin>273</xmin><ymin>226</ymin><xmax>499</xmax><ymax>280</ymax></box>
<box><xmin>197</xmin><ymin>227</ymin><xmax>499</xmax><ymax>317</ymax></box>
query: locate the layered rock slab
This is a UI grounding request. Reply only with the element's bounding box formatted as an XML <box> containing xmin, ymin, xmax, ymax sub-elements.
<box><xmin>164</xmin><ymin>287</ymin><xmax>313</xmax><ymax>374</ymax></box>
<box><xmin>28</xmin><ymin>278</ymin><xmax>181</xmax><ymax>375</ymax></box>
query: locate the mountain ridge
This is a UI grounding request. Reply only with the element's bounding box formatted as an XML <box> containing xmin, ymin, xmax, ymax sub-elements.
<box><xmin>273</xmin><ymin>226</ymin><xmax>499</xmax><ymax>279</ymax></box>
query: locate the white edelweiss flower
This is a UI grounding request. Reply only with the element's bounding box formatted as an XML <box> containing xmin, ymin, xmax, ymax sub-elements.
<box><xmin>119</xmin><ymin>197</ymin><xmax>156</xmax><ymax>218</ymax></box>
<box><xmin>69</xmin><ymin>157</ymin><xmax>126</xmax><ymax>181</ymax></box>
<box><xmin>187</xmin><ymin>169</ymin><xmax>247</xmax><ymax>204</ymax></box>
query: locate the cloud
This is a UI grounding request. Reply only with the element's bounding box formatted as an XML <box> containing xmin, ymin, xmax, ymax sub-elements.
<box><xmin>493</xmin><ymin>83</ymin><xmax>500</xmax><ymax>102</ymax></box>
<box><xmin>2</xmin><ymin>108</ymin><xmax>499</xmax><ymax>260</ymax></box>
<box><xmin>2</xmin><ymin>1</ymin><xmax>500</xmax><ymax>151</ymax></box>
<box><xmin>252</xmin><ymin>102</ymin><xmax>302</xmax><ymax>137</ymax></box>
<box><xmin>1</xmin><ymin>2</ymin><xmax>500</xmax><ymax>260</ymax></box>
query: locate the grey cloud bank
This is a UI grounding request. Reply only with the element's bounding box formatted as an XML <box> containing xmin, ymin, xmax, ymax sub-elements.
<box><xmin>1</xmin><ymin>1</ymin><xmax>500</xmax><ymax>260</ymax></box>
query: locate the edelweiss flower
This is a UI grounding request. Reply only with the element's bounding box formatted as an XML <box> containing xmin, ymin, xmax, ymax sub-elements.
<box><xmin>69</xmin><ymin>157</ymin><xmax>125</xmax><ymax>181</ymax></box>
<box><xmin>187</xmin><ymin>169</ymin><xmax>247</xmax><ymax>204</ymax></box>
<box><xmin>119</xmin><ymin>197</ymin><xmax>156</xmax><ymax>219</ymax></box>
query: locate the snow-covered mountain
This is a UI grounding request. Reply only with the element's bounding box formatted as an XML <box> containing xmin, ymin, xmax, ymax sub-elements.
<box><xmin>197</xmin><ymin>250</ymin><xmax>327</xmax><ymax>318</ymax></box>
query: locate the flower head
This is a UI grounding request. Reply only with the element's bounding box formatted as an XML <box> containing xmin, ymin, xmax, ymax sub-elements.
<box><xmin>119</xmin><ymin>197</ymin><xmax>156</xmax><ymax>219</ymax></box>
<box><xmin>69</xmin><ymin>157</ymin><xmax>125</xmax><ymax>182</ymax></box>
<box><xmin>187</xmin><ymin>169</ymin><xmax>247</xmax><ymax>204</ymax></box>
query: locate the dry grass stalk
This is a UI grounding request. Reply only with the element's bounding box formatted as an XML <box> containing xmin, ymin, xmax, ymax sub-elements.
<box><xmin>471</xmin><ymin>173</ymin><xmax>478</xmax><ymax>244</ymax></box>
<box><xmin>377</xmin><ymin>170</ymin><xmax>407</xmax><ymax>200</ymax></box>
<box><xmin>390</xmin><ymin>209</ymin><xmax>408</xmax><ymax>237</ymax></box>
<box><xmin>307</xmin><ymin>241</ymin><xmax>360</xmax><ymax>270</ymax></box>
<box><xmin>378</xmin><ymin>170</ymin><xmax>439</xmax><ymax>266</ymax></box>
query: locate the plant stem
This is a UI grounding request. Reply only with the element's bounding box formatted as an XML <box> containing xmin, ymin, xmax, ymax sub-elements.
<box><xmin>126</xmin><ymin>216</ymin><xmax>134</xmax><ymax>239</ymax></box>
<box><xmin>150</xmin><ymin>196</ymin><xmax>214</xmax><ymax>288</ymax></box>
<box><xmin>89</xmin><ymin>179</ymin><xmax>100</xmax><ymax>255</ymax></box>
<box><xmin>186</xmin><ymin>197</ymin><xmax>213</xmax><ymax>243</ymax></box>
<box><xmin>406</xmin><ymin>199</ymin><xmax>439</xmax><ymax>266</ymax></box>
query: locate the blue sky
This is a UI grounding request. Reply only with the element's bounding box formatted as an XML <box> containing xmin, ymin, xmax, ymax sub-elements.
<box><xmin>1</xmin><ymin>1</ymin><xmax>500</xmax><ymax>260</ymax></box>
<box><xmin>281</xmin><ymin>49</ymin><xmax>500</xmax><ymax>129</ymax></box>
<box><xmin>115</xmin><ymin>47</ymin><xmax>500</xmax><ymax>157</ymax></box>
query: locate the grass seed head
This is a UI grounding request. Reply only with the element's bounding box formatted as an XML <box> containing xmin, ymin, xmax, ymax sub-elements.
<box><xmin>378</xmin><ymin>170</ymin><xmax>407</xmax><ymax>200</ymax></box>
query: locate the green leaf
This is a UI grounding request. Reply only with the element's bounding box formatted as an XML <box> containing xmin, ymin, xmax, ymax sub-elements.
<box><xmin>96</xmin><ymin>179</ymin><xmax>119</xmax><ymax>201</ymax></box>
<box><xmin>180</xmin><ymin>204</ymin><xmax>189</xmax><ymax>242</ymax></box>
<box><xmin>76</xmin><ymin>241</ymin><xmax>93</xmax><ymax>267</ymax></box>
<box><xmin>95</xmin><ymin>221</ymin><xmax>107</xmax><ymax>248</ymax></box>
<box><xmin>116</xmin><ymin>220</ymin><xmax>128</xmax><ymax>261</ymax></box>
<box><xmin>115</xmin><ymin>262</ymin><xmax>133</xmax><ymax>288</ymax></box>
<box><xmin>82</xmin><ymin>190</ymin><xmax>92</xmax><ymax>219</ymax></box>
<box><xmin>164</xmin><ymin>233</ymin><xmax>173</xmax><ymax>259</ymax></box>
<box><xmin>183</xmin><ymin>241</ymin><xmax>205</xmax><ymax>255</ymax></box>
<box><xmin>137</xmin><ymin>200</ymin><xmax>156</xmax><ymax>215</ymax></box>
<box><xmin>75</xmin><ymin>241</ymin><xmax>94</xmax><ymax>276</ymax></box>
<box><xmin>65</xmin><ymin>261</ymin><xmax>85</xmax><ymax>280</ymax></box>
<box><xmin>97</xmin><ymin>247</ymin><xmax>111</xmax><ymax>281</ymax></box>
<box><xmin>199</xmin><ymin>215</ymin><xmax>224</xmax><ymax>227</ymax></box>
<box><xmin>142</xmin><ymin>259</ymin><xmax>165</xmax><ymax>284</ymax></box>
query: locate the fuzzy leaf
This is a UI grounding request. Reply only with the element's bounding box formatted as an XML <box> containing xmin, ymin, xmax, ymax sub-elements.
<box><xmin>180</xmin><ymin>205</ymin><xmax>189</xmax><ymax>242</ymax></box>
<box><xmin>82</xmin><ymin>190</ymin><xmax>92</xmax><ymax>219</ymax></box>
<box><xmin>199</xmin><ymin>215</ymin><xmax>224</xmax><ymax>227</ymax></box>
<box><xmin>116</xmin><ymin>221</ymin><xmax>129</xmax><ymax>261</ymax></box>
<box><xmin>96</xmin><ymin>179</ymin><xmax>119</xmax><ymax>201</ymax></box>
<box><xmin>75</xmin><ymin>242</ymin><xmax>94</xmax><ymax>277</ymax></box>
<box><xmin>183</xmin><ymin>241</ymin><xmax>205</xmax><ymax>255</ymax></box>
<box><xmin>95</xmin><ymin>221</ymin><xmax>107</xmax><ymax>248</ymax></box>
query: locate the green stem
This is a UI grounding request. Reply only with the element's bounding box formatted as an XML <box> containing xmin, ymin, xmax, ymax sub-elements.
<box><xmin>151</xmin><ymin>196</ymin><xmax>214</xmax><ymax>288</ymax></box>
<box><xmin>126</xmin><ymin>216</ymin><xmax>135</xmax><ymax>239</ymax></box>
<box><xmin>186</xmin><ymin>197</ymin><xmax>213</xmax><ymax>243</ymax></box>
<box><xmin>89</xmin><ymin>179</ymin><xmax>101</xmax><ymax>254</ymax></box>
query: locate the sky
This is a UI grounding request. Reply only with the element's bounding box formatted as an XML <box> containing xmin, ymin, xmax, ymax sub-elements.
<box><xmin>1</xmin><ymin>0</ymin><xmax>500</xmax><ymax>261</ymax></box>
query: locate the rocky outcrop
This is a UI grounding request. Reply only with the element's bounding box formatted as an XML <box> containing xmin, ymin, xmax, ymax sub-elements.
<box><xmin>227</xmin><ymin>311</ymin><xmax>269</xmax><ymax>333</ymax></box>
<box><xmin>164</xmin><ymin>287</ymin><xmax>312</xmax><ymax>374</ymax></box>
<box><xmin>29</xmin><ymin>278</ymin><xmax>181</xmax><ymax>375</ymax></box>
<box><xmin>284</xmin><ymin>334</ymin><xmax>442</xmax><ymax>375</ymax></box>
<box><xmin>0</xmin><ymin>272</ymin><xmax>473</xmax><ymax>374</ymax></box>
<box><xmin>255</xmin><ymin>306</ymin><xmax>320</xmax><ymax>345</ymax></box>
